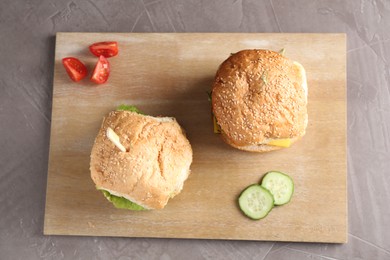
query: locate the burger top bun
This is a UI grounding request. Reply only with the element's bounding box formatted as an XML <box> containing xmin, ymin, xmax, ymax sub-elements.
<box><xmin>90</xmin><ymin>110</ymin><xmax>193</xmax><ymax>209</ymax></box>
<box><xmin>211</xmin><ymin>49</ymin><xmax>308</xmax><ymax>152</ymax></box>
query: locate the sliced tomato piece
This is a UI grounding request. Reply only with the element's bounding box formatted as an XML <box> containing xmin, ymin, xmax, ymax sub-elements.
<box><xmin>91</xmin><ymin>55</ymin><xmax>110</xmax><ymax>84</ymax></box>
<box><xmin>62</xmin><ymin>57</ymin><xmax>88</xmax><ymax>82</ymax></box>
<box><xmin>89</xmin><ymin>41</ymin><xmax>118</xmax><ymax>57</ymax></box>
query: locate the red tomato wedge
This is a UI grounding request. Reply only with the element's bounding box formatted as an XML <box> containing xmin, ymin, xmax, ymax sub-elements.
<box><xmin>89</xmin><ymin>41</ymin><xmax>118</xmax><ymax>57</ymax></box>
<box><xmin>91</xmin><ymin>55</ymin><xmax>110</xmax><ymax>84</ymax></box>
<box><xmin>62</xmin><ymin>57</ymin><xmax>88</xmax><ymax>82</ymax></box>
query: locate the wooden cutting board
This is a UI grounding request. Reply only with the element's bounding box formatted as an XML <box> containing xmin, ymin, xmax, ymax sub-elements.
<box><xmin>44</xmin><ymin>33</ymin><xmax>347</xmax><ymax>243</ymax></box>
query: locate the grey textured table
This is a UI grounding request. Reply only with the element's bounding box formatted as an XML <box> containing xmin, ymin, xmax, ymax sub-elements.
<box><xmin>1</xmin><ymin>1</ymin><xmax>389</xmax><ymax>259</ymax></box>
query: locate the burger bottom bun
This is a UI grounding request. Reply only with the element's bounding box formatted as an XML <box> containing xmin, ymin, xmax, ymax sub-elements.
<box><xmin>221</xmin><ymin>132</ymin><xmax>301</xmax><ymax>153</ymax></box>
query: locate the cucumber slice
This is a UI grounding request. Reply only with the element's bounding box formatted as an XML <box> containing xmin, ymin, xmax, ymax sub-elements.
<box><xmin>238</xmin><ymin>184</ymin><xmax>274</xmax><ymax>220</ymax></box>
<box><xmin>261</xmin><ymin>171</ymin><xmax>294</xmax><ymax>205</ymax></box>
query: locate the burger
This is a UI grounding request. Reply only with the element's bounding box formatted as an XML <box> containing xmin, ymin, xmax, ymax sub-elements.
<box><xmin>90</xmin><ymin>105</ymin><xmax>193</xmax><ymax>210</ymax></box>
<box><xmin>211</xmin><ymin>49</ymin><xmax>308</xmax><ymax>152</ymax></box>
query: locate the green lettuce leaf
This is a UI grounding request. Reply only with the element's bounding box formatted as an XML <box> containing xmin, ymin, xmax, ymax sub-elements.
<box><xmin>101</xmin><ymin>190</ymin><xmax>146</xmax><ymax>211</ymax></box>
<box><xmin>116</xmin><ymin>104</ymin><xmax>143</xmax><ymax>114</ymax></box>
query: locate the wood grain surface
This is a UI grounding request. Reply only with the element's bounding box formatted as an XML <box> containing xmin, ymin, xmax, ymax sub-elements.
<box><xmin>44</xmin><ymin>33</ymin><xmax>347</xmax><ymax>243</ymax></box>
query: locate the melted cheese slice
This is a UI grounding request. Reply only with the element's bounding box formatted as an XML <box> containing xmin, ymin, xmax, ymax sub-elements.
<box><xmin>267</xmin><ymin>139</ymin><xmax>291</xmax><ymax>147</ymax></box>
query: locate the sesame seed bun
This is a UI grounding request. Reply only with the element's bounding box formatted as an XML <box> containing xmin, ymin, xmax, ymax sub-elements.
<box><xmin>90</xmin><ymin>110</ymin><xmax>193</xmax><ymax>209</ymax></box>
<box><xmin>211</xmin><ymin>49</ymin><xmax>308</xmax><ymax>152</ymax></box>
